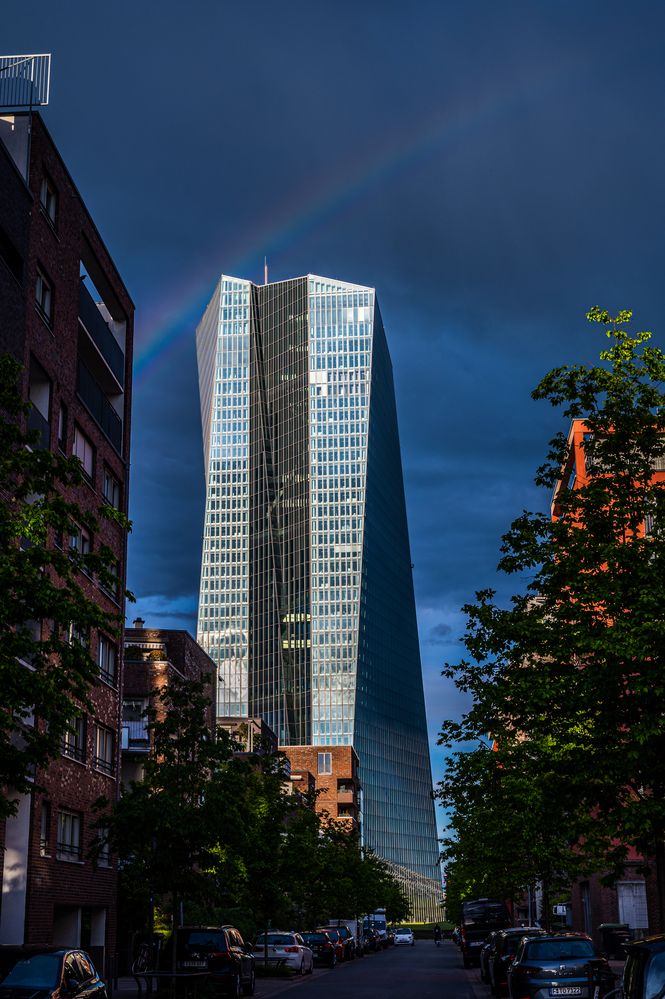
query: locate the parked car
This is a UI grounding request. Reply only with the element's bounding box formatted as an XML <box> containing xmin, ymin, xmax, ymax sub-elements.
<box><xmin>174</xmin><ymin>926</ymin><xmax>255</xmax><ymax>996</ymax></box>
<box><xmin>363</xmin><ymin>928</ymin><xmax>381</xmax><ymax>952</ymax></box>
<box><xmin>300</xmin><ymin>932</ymin><xmax>336</xmax><ymax>968</ymax></box>
<box><xmin>620</xmin><ymin>935</ymin><xmax>665</xmax><ymax>999</ymax></box>
<box><xmin>394</xmin><ymin>927</ymin><xmax>415</xmax><ymax>947</ymax></box>
<box><xmin>488</xmin><ymin>928</ymin><xmax>545</xmax><ymax>996</ymax></box>
<box><xmin>253</xmin><ymin>932</ymin><xmax>313</xmax><ymax>975</ymax></box>
<box><xmin>0</xmin><ymin>948</ymin><xmax>107</xmax><ymax>999</ymax></box>
<box><xmin>386</xmin><ymin>928</ymin><xmax>396</xmax><ymax>947</ymax></box>
<box><xmin>460</xmin><ymin>898</ymin><xmax>511</xmax><ymax>968</ymax></box>
<box><xmin>507</xmin><ymin>933</ymin><xmax>614</xmax><ymax>999</ymax></box>
<box><xmin>318</xmin><ymin>928</ymin><xmax>351</xmax><ymax>961</ymax></box>
<box><xmin>481</xmin><ymin>933</ymin><xmax>500</xmax><ymax>984</ymax></box>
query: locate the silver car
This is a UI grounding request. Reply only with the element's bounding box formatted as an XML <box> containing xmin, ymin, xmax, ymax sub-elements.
<box><xmin>253</xmin><ymin>932</ymin><xmax>314</xmax><ymax>974</ymax></box>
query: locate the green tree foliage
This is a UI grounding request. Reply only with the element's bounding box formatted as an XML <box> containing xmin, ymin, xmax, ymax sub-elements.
<box><xmin>105</xmin><ymin>674</ymin><xmax>410</xmax><ymax>937</ymax></box>
<box><xmin>0</xmin><ymin>354</ymin><xmax>128</xmax><ymax>820</ymax></box>
<box><xmin>439</xmin><ymin>310</ymin><xmax>665</xmax><ymax>920</ymax></box>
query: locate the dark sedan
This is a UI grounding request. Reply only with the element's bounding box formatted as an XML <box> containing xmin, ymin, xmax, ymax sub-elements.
<box><xmin>489</xmin><ymin>928</ymin><xmax>546</xmax><ymax>996</ymax></box>
<box><xmin>0</xmin><ymin>949</ymin><xmax>107</xmax><ymax>999</ymax></box>
<box><xmin>301</xmin><ymin>932</ymin><xmax>337</xmax><ymax>968</ymax></box>
<box><xmin>622</xmin><ymin>934</ymin><xmax>665</xmax><ymax>999</ymax></box>
<box><xmin>507</xmin><ymin>934</ymin><xmax>614</xmax><ymax>999</ymax></box>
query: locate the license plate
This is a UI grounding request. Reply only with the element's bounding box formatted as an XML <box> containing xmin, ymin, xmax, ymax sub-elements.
<box><xmin>183</xmin><ymin>961</ymin><xmax>206</xmax><ymax>968</ymax></box>
<box><xmin>550</xmin><ymin>988</ymin><xmax>582</xmax><ymax>996</ymax></box>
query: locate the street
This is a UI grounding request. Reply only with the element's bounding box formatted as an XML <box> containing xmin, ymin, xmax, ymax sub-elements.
<box><xmin>255</xmin><ymin>940</ymin><xmax>481</xmax><ymax>999</ymax></box>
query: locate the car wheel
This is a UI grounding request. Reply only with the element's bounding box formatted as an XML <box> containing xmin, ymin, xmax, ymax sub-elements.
<box><xmin>307</xmin><ymin>957</ymin><xmax>314</xmax><ymax>975</ymax></box>
<box><xmin>242</xmin><ymin>970</ymin><xmax>255</xmax><ymax>996</ymax></box>
<box><xmin>299</xmin><ymin>959</ymin><xmax>305</xmax><ymax>975</ymax></box>
<box><xmin>229</xmin><ymin>973</ymin><xmax>241</xmax><ymax>998</ymax></box>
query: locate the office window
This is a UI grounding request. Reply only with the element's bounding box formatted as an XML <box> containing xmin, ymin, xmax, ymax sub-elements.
<box><xmin>94</xmin><ymin>725</ymin><xmax>114</xmax><ymax>775</ymax></box>
<box><xmin>39</xmin><ymin>174</ymin><xmax>57</xmax><ymax>226</ymax></box>
<box><xmin>35</xmin><ymin>268</ymin><xmax>53</xmax><ymax>324</ymax></box>
<box><xmin>98</xmin><ymin>635</ymin><xmax>117</xmax><ymax>686</ymax></box>
<box><xmin>56</xmin><ymin>810</ymin><xmax>82</xmax><ymax>861</ymax></box>
<box><xmin>102</xmin><ymin>466</ymin><xmax>121</xmax><ymax>509</ymax></box>
<box><xmin>73</xmin><ymin>426</ymin><xmax>95</xmax><ymax>481</ymax></box>
<box><xmin>62</xmin><ymin>715</ymin><xmax>86</xmax><ymax>763</ymax></box>
<box><xmin>40</xmin><ymin>800</ymin><xmax>51</xmax><ymax>857</ymax></box>
<box><xmin>317</xmin><ymin>752</ymin><xmax>332</xmax><ymax>775</ymax></box>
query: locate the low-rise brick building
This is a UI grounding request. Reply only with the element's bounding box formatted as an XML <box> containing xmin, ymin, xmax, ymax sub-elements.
<box><xmin>281</xmin><ymin>745</ymin><xmax>361</xmax><ymax>831</ymax></box>
<box><xmin>122</xmin><ymin>620</ymin><xmax>216</xmax><ymax>785</ymax></box>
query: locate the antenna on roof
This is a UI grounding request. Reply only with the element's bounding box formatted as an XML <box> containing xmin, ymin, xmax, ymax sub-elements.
<box><xmin>264</xmin><ymin>257</ymin><xmax>268</xmax><ymax>286</ymax></box>
<box><xmin>0</xmin><ymin>54</ymin><xmax>51</xmax><ymax>109</ymax></box>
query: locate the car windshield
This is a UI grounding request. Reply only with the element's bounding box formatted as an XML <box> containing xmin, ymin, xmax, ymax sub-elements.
<box><xmin>302</xmin><ymin>934</ymin><xmax>325</xmax><ymax>943</ymax></box>
<box><xmin>323</xmin><ymin>930</ymin><xmax>340</xmax><ymax>941</ymax></box>
<box><xmin>396</xmin><ymin>928</ymin><xmax>411</xmax><ymax>934</ymax></box>
<box><xmin>1</xmin><ymin>954</ymin><xmax>62</xmax><ymax>989</ymax></box>
<box><xmin>256</xmin><ymin>935</ymin><xmax>295</xmax><ymax>946</ymax></box>
<box><xmin>645</xmin><ymin>951</ymin><xmax>665</xmax><ymax>999</ymax></box>
<box><xmin>181</xmin><ymin>932</ymin><xmax>227</xmax><ymax>954</ymax></box>
<box><xmin>526</xmin><ymin>940</ymin><xmax>594</xmax><ymax>961</ymax></box>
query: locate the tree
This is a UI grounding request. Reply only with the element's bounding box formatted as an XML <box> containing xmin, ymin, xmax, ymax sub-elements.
<box><xmin>0</xmin><ymin>354</ymin><xmax>128</xmax><ymax>820</ymax></box>
<box><xmin>439</xmin><ymin>310</ymin><xmax>665</xmax><ymax>923</ymax></box>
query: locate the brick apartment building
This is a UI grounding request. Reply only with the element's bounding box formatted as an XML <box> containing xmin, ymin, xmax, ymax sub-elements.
<box><xmin>0</xmin><ymin>103</ymin><xmax>133</xmax><ymax>971</ymax></box>
<box><xmin>281</xmin><ymin>745</ymin><xmax>361</xmax><ymax>832</ymax></box>
<box><xmin>121</xmin><ymin>620</ymin><xmax>215</xmax><ymax>786</ymax></box>
<box><xmin>554</xmin><ymin>419</ymin><xmax>665</xmax><ymax>944</ymax></box>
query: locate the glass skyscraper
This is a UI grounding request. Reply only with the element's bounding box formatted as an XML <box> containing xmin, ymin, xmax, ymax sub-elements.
<box><xmin>196</xmin><ymin>274</ymin><xmax>439</xmax><ymax>878</ymax></box>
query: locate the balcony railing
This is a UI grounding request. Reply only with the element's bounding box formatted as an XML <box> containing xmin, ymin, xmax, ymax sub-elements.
<box><xmin>78</xmin><ymin>281</ymin><xmax>125</xmax><ymax>388</ymax></box>
<box><xmin>121</xmin><ymin>721</ymin><xmax>150</xmax><ymax>752</ymax></box>
<box><xmin>76</xmin><ymin>360</ymin><xmax>122</xmax><ymax>452</ymax></box>
<box><xmin>27</xmin><ymin>406</ymin><xmax>50</xmax><ymax>449</ymax></box>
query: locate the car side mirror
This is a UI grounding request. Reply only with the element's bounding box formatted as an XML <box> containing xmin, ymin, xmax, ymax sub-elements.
<box><xmin>243</xmin><ymin>945</ymin><xmax>253</xmax><ymax>954</ymax></box>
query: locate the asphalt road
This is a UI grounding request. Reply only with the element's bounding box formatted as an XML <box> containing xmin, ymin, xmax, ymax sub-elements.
<box><xmin>255</xmin><ymin>939</ymin><xmax>484</xmax><ymax>999</ymax></box>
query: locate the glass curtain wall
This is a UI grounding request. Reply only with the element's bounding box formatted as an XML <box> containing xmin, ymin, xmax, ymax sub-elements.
<box><xmin>196</xmin><ymin>276</ymin><xmax>250</xmax><ymax>717</ymax></box>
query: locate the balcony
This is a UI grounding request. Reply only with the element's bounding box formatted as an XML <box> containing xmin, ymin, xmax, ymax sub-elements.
<box><xmin>79</xmin><ymin>281</ymin><xmax>125</xmax><ymax>389</ymax></box>
<box><xmin>76</xmin><ymin>360</ymin><xmax>122</xmax><ymax>453</ymax></box>
<box><xmin>337</xmin><ymin>789</ymin><xmax>356</xmax><ymax>805</ymax></box>
<box><xmin>121</xmin><ymin>721</ymin><xmax>150</xmax><ymax>753</ymax></box>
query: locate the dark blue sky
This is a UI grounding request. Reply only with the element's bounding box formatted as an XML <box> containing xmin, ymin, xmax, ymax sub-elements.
<box><xmin>8</xmin><ymin>1</ymin><xmax>665</xmax><ymax>816</ymax></box>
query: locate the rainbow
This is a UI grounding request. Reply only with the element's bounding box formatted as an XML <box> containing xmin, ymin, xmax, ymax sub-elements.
<box><xmin>133</xmin><ymin>61</ymin><xmax>573</xmax><ymax>382</ymax></box>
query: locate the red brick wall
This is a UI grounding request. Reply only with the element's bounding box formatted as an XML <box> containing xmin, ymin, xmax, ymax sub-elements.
<box><xmin>282</xmin><ymin>745</ymin><xmax>360</xmax><ymax>829</ymax></box>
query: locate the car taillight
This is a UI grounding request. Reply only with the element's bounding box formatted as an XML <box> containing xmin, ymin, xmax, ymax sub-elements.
<box><xmin>284</xmin><ymin>946</ymin><xmax>299</xmax><ymax>953</ymax></box>
<box><xmin>324</xmin><ymin>943</ymin><xmax>333</xmax><ymax>950</ymax></box>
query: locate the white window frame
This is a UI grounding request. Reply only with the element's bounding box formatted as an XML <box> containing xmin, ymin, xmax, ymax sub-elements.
<box><xmin>98</xmin><ymin>635</ymin><xmax>117</xmax><ymax>686</ymax></box>
<box><xmin>56</xmin><ymin>810</ymin><xmax>82</xmax><ymax>862</ymax></box>
<box><xmin>73</xmin><ymin>426</ymin><xmax>95</xmax><ymax>480</ymax></box>
<box><xmin>35</xmin><ymin>268</ymin><xmax>53</xmax><ymax>324</ymax></box>
<box><xmin>317</xmin><ymin>751</ymin><xmax>332</xmax><ymax>775</ymax></box>
<box><xmin>94</xmin><ymin>725</ymin><xmax>115</xmax><ymax>775</ymax></box>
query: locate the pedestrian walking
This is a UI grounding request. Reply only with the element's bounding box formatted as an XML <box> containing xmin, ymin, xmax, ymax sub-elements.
<box><xmin>434</xmin><ymin>924</ymin><xmax>442</xmax><ymax>947</ymax></box>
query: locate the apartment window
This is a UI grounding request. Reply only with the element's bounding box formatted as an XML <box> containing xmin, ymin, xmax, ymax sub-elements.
<box><xmin>56</xmin><ymin>810</ymin><xmax>82</xmax><ymax>861</ymax></box>
<box><xmin>96</xmin><ymin>829</ymin><xmax>111</xmax><ymax>868</ymax></box>
<box><xmin>57</xmin><ymin>403</ymin><xmax>68</xmax><ymax>452</ymax></box>
<box><xmin>94</xmin><ymin>725</ymin><xmax>115</xmax><ymax>775</ymax></box>
<box><xmin>73</xmin><ymin>425</ymin><xmax>95</xmax><ymax>481</ymax></box>
<box><xmin>62</xmin><ymin>716</ymin><xmax>86</xmax><ymax>763</ymax></box>
<box><xmin>68</xmin><ymin>522</ymin><xmax>91</xmax><ymax>558</ymax></box>
<box><xmin>101</xmin><ymin>559</ymin><xmax>120</xmax><ymax>601</ymax></box>
<box><xmin>98</xmin><ymin>635</ymin><xmax>117</xmax><ymax>686</ymax></box>
<box><xmin>39</xmin><ymin>174</ymin><xmax>57</xmax><ymax>227</ymax></box>
<box><xmin>317</xmin><ymin>752</ymin><xmax>332</xmax><ymax>775</ymax></box>
<box><xmin>35</xmin><ymin>268</ymin><xmax>53</xmax><ymax>325</ymax></box>
<box><xmin>67</xmin><ymin>621</ymin><xmax>90</xmax><ymax>648</ymax></box>
<box><xmin>102</xmin><ymin>466</ymin><xmax>121</xmax><ymax>509</ymax></box>
<box><xmin>39</xmin><ymin>800</ymin><xmax>51</xmax><ymax>857</ymax></box>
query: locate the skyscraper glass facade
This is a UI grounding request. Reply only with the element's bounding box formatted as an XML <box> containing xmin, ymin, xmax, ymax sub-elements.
<box><xmin>197</xmin><ymin>274</ymin><xmax>439</xmax><ymax>878</ymax></box>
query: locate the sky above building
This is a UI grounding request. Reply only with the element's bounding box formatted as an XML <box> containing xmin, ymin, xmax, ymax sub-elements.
<box><xmin>7</xmin><ymin>1</ymin><xmax>665</xmax><ymax>830</ymax></box>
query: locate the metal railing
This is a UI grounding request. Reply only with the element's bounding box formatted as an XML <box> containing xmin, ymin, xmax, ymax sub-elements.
<box><xmin>79</xmin><ymin>281</ymin><xmax>125</xmax><ymax>388</ymax></box>
<box><xmin>76</xmin><ymin>360</ymin><xmax>123</xmax><ymax>452</ymax></box>
<box><xmin>0</xmin><ymin>54</ymin><xmax>51</xmax><ymax>108</ymax></box>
